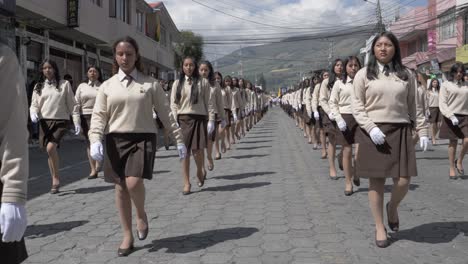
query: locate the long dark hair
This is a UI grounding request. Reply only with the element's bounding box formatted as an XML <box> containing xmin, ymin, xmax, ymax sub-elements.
<box><xmin>327</xmin><ymin>59</ymin><xmax>343</xmax><ymax>90</ymax></box>
<box><xmin>85</xmin><ymin>65</ymin><xmax>104</xmax><ymax>83</ymax></box>
<box><xmin>224</xmin><ymin>75</ymin><xmax>232</xmax><ymax>88</ymax></box>
<box><xmin>367</xmin><ymin>31</ymin><xmax>408</xmax><ymax>81</ymax></box>
<box><xmin>214</xmin><ymin>71</ymin><xmax>223</xmax><ymax>88</ymax></box>
<box><xmin>310</xmin><ymin>73</ymin><xmax>321</xmax><ymax>96</ymax></box>
<box><xmin>34</xmin><ymin>59</ymin><xmax>61</xmax><ymax>95</ymax></box>
<box><xmin>112</xmin><ymin>36</ymin><xmax>143</xmax><ymax>75</ymax></box>
<box><xmin>448</xmin><ymin>62</ymin><xmax>465</xmax><ymax>82</ymax></box>
<box><xmin>199</xmin><ymin>60</ymin><xmax>215</xmax><ymax>86</ymax></box>
<box><xmin>239</xmin><ymin>78</ymin><xmax>248</xmax><ymax>100</ymax></box>
<box><xmin>342</xmin><ymin>56</ymin><xmax>362</xmax><ymax>82</ymax></box>
<box><xmin>428</xmin><ymin>78</ymin><xmax>440</xmax><ymax>91</ymax></box>
<box><xmin>232</xmin><ymin>77</ymin><xmax>239</xmax><ymax>88</ymax></box>
<box><xmin>175</xmin><ymin>56</ymin><xmax>199</xmax><ymax>104</ymax></box>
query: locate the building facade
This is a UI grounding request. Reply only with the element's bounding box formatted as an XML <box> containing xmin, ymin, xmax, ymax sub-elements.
<box><xmin>7</xmin><ymin>0</ymin><xmax>179</xmax><ymax>91</ymax></box>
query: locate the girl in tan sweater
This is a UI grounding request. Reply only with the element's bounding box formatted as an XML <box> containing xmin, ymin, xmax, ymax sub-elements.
<box><xmin>427</xmin><ymin>78</ymin><xmax>441</xmax><ymax>145</ymax></box>
<box><xmin>75</xmin><ymin>65</ymin><xmax>103</xmax><ymax>179</ymax></box>
<box><xmin>439</xmin><ymin>63</ymin><xmax>468</xmax><ymax>179</ymax></box>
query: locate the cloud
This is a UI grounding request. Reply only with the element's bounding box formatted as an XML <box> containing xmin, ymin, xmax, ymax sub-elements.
<box><xmin>150</xmin><ymin>0</ymin><xmax>424</xmax><ymax>60</ymax></box>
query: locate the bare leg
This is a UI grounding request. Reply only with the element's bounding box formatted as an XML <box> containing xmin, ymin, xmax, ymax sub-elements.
<box><xmin>206</xmin><ymin>136</ymin><xmax>214</xmax><ymax>170</ymax></box>
<box><xmin>328</xmin><ymin>134</ymin><xmax>337</xmax><ymax>177</ymax></box>
<box><xmin>215</xmin><ymin>125</ymin><xmax>223</xmax><ymax>158</ymax></box>
<box><xmin>225</xmin><ymin>126</ymin><xmax>231</xmax><ymax>149</ymax></box>
<box><xmin>182</xmin><ymin>152</ymin><xmax>191</xmax><ymax>191</ymax></box>
<box><xmin>448</xmin><ymin>140</ymin><xmax>458</xmax><ymax>177</ymax></box>
<box><xmin>126</xmin><ymin>177</ymin><xmax>147</xmax><ymax>235</ymax></box>
<box><xmin>46</xmin><ymin>142</ymin><xmax>60</xmax><ymax>186</ymax></box>
<box><xmin>456</xmin><ymin>138</ymin><xmax>468</xmax><ymax>172</ymax></box>
<box><xmin>431</xmin><ymin>123</ymin><xmax>438</xmax><ymax>145</ymax></box>
<box><xmin>115</xmin><ymin>181</ymin><xmax>133</xmax><ymax>249</ymax></box>
<box><xmin>369</xmin><ymin>178</ymin><xmax>386</xmax><ymax>241</ymax></box>
<box><xmin>388</xmin><ymin>176</ymin><xmax>411</xmax><ymax>226</ymax></box>
<box><xmin>86</xmin><ymin>146</ymin><xmax>97</xmax><ymax>176</ymax></box>
<box><xmin>192</xmin><ymin>149</ymin><xmax>205</xmax><ymax>183</ymax></box>
<box><xmin>320</xmin><ymin>129</ymin><xmax>327</xmax><ymax>158</ymax></box>
<box><xmin>343</xmin><ymin>145</ymin><xmax>353</xmax><ymax>192</ymax></box>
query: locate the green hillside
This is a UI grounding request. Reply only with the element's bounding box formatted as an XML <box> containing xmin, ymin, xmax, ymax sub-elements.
<box><xmin>214</xmin><ymin>28</ymin><xmax>375</xmax><ymax>92</ymax></box>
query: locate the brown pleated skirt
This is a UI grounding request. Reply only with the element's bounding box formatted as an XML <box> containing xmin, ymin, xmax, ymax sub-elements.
<box><xmin>39</xmin><ymin>119</ymin><xmax>70</xmax><ymax>149</ymax></box>
<box><xmin>103</xmin><ymin>133</ymin><xmax>157</xmax><ymax>184</ymax></box>
<box><xmin>336</xmin><ymin>114</ymin><xmax>359</xmax><ymax>145</ymax></box>
<box><xmin>356</xmin><ymin>123</ymin><xmax>417</xmax><ymax>179</ymax></box>
<box><xmin>0</xmin><ymin>170</ymin><xmax>28</xmax><ymax>264</ymax></box>
<box><xmin>439</xmin><ymin>114</ymin><xmax>468</xmax><ymax>140</ymax></box>
<box><xmin>429</xmin><ymin>107</ymin><xmax>441</xmax><ymax>123</ymax></box>
<box><xmin>224</xmin><ymin>109</ymin><xmax>233</xmax><ymax>127</ymax></box>
<box><xmin>178</xmin><ymin>114</ymin><xmax>208</xmax><ymax>150</ymax></box>
<box><xmin>210</xmin><ymin>114</ymin><xmax>219</xmax><ymax>142</ymax></box>
<box><xmin>80</xmin><ymin>114</ymin><xmax>92</xmax><ymax>144</ymax></box>
<box><xmin>317</xmin><ymin>107</ymin><xmax>325</xmax><ymax>128</ymax></box>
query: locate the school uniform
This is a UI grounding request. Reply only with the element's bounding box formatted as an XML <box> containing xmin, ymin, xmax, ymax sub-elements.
<box><xmin>221</xmin><ymin>86</ymin><xmax>233</xmax><ymax>127</ymax></box>
<box><xmin>352</xmin><ymin>64</ymin><xmax>428</xmax><ymax>179</ymax></box>
<box><xmin>0</xmin><ymin>44</ymin><xmax>29</xmax><ymax>264</ymax></box>
<box><xmin>30</xmin><ymin>79</ymin><xmax>80</xmax><ymax>149</ymax></box>
<box><xmin>329</xmin><ymin>77</ymin><xmax>360</xmax><ymax>145</ymax></box>
<box><xmin>427</xmin><ymin>89</ymin><xmax>441</xmax><ymax>123</ymax></box>
<box><xmin>304</xmin><ymin>86</ymin><xmax>313</xmax><ymax>125</ymax></box>
<box><xmin>89</xmin><ymin>69</ymin><xmax>183</xmax><ymax>183</ymax></box>
<box><xmin>311</xmin><ymin>83</ymin><xmax>324</xmax><ymax>128</ymax></box>
<box><xmin>231</xmin><ymin>87</ymin><xmax>242</xmax><ymax>117</ymax></box>
<box><xmin>439</xmin><ymin>81</ymin><xmax>468</xmax><ymax>139</ymax></box>
<box><xmin>75</xmin><ymin>81</ymin><xmax>101</xmax><ymax>144</ymax></box>
<box><xmin>170</xmin><ymin>76</ymin><xmax>215</xmax><ymax>150</ymax></box>
<box><xmin>209</xmin><ymin>82</ymin><xmax>226</xmax><ymax>141</ymax></box>
<box><xmin>319</xmin><ymin>78</ymin><xmax>338</xmax><ymax>134</ymax></box>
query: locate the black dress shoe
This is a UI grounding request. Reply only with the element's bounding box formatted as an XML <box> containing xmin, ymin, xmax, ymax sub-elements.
<box><xmin>344</xmin><ymin>190</ymin><xmax>353</xmax><ymax>196</ymax></box>
<box><xmin>117</xmin><ymin>244</ymin><xmax>134</xmax><ymax>257</ymax></box>
<box><xmin>386</xmin><ymin>202</ymin><xmax>399</xmax><ymax>232</ymax></box>
<box><xmin>198</xmin><ymin>170</ymin><xmax>207</xmax><ymax>187</ymax></box>
<box><xmin>375</xmin><ymin>228</ymin><xmax>390</xmax><ymax>248</ymax></box>
<box><xmin>87</xmin><ymin>174</ymin><xmax>98</xmax><ymax>180</ymax></box>
<box><xmin>137</xmin><ymin>214</ymin><xmax>149</xmax><ymax>240</ymax></box>
<box><xmin>353</xmin><ymin>177</ymin><xmax>361</xmax><ymax>187</ymax></box>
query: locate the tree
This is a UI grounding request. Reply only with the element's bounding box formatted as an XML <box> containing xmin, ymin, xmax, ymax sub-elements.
<box><xmin>258</xmin><ymin>72</ymin><xmax>267</xmax><ymax>91</ymax></box>
<box><xmin>174</xmin><ymin>30</ymin><xmax>204</xmax><ymax>69</ymax></box>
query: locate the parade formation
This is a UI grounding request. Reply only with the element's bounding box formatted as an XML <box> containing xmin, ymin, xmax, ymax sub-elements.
<box><xmin>2</xmin><ymin>1</ymin><xmax>468</xmax><ymax>264</ymax></box>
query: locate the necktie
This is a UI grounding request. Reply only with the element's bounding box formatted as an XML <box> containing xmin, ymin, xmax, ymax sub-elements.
<box><xmin>383</xmin><ymin>65</ymin><xmax>390</xmax><ymax>77</ymax></box>
<box><xmin>90</xmin><ymin>82</ymin><xmax>95</xmax><ymax>87</ymax></box>
<box><xmin>187</xmin><ymin>77</ymin><xmax>193</xmax><ymax>85</ymax></box>
<box><xmin>47</xmin><ymin>80</ymin><xmax>54</xmax><ymax>85</ymax></box>
<box><xmin>125</xmin><ymin>75</ymin><xmax>133</xmax><ymax>87</ymax></box>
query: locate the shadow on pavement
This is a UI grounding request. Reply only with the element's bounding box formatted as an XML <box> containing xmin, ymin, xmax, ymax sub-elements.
<box><xmin>145</xmin><ymin>227</ymin><xmax>259</xmax><ymax>254</ymax></box>
<box><xmin>58</xmin><ymin>185</ymin><xmax>114</xmax><ymax>195</ymax></box>
<box><xmin>154</xmin><ymin>170</ymin><xmax>171</xmax><ymax>174</ymax></box>
<box><xmin>200</xmin><ymin>182</ymin><xmax>271</xmax><ymax>192</ymax></box>
<box><xmin>355</xmin><ymin>184</ymin><xmax>419</xmax><ymax>193</ymax></box>
<box><xmin>212</xmin><ymin>171</ymin><xmax>276</xmax><ymax>180</ymax></box>
<box><xmin>391</xmin><ymin>221</ymin><xmax>468</xmax><ymax>244</ymax></box>
<box><xmin>239</xmin><ymin>140</ymin><xmax>273</xmax><ymax>144</ymax></box>
<box><xmin>227</xmin><ymin>154</ymin><xmax>269</xmax><ymax>159</ymax></box>
<box><xmin>235</xmin><ymin>146</ymin><xmax>272</xmax><ymax>150</ymax></box>
<box><xmin>157</xmin><ymin>154</ymin><xmax>180</xmax><ymax>159</ymax></box>
<box><xmin>416</xmin><ymin>156</ymin><xmax>447</xmax><ymax>160</ymax></box>
<box><xmin>25</xmin><ymin>220</ymin><xmax>89</xmax><ymax>239</ymax></box>
<box><xmin>245</xmin><ymin>136</ymin><xmax>275</xmax><ymax>139</ymax></box>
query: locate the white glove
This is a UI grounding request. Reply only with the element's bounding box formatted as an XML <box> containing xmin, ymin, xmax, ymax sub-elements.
<box><xmin>221</xmin><ymin>119</ymin><xmax>227</xmax><ymax>129</ymax></box>
<box><xmin>328</xmin><ymin>113</ymin><xmax>335</xmax><ymax>121</ymax></box>
<box><xmin>207</xmin><ymin>120</ymin><xmax>215</xmax><ymax>135</ymax></box>
<box><xmin>419</xmin><ymin>136</ymin><xmax>429</xmax><ymax>152</ymax></box>
<box><xmin>177</xmin><ymin>143</ymin><xmax>187</xmax><ymax>160</ymax></box>
<box><xmin>314</xmin><ymin>112</ymin><xmax>320</xmax><ymax>121</ymax></box>
<box><xmin>0</xmin><ymin>203</ymin><xmax>27</xmax><ymax>242</ymax></box>
<box><xmin>369</xmin><ymin>127</ymin><xmax>386</xmax><ymax>145</ymax></box>
<box><xmin>152</xmin><ymin>111</ymin><xmax>157</xmax><ymax>119</ymax></box>
<box><xmin>74</xmin><ymin>124</ymin><xmax>81</xmax><ymax>136</ymax></box>
<box><xmin>30</xmin><ymin>111</ymin><xmax>39</xmax><ymax>123</ymax></box>
<box><xmin>337</xmin><ymin>120</ymin><xmax>347</xmax><ymax>132</ymax></box>
<box><xmin>90</xmin><ymin>141</ymin><xmax>104</xmax><ymax>161</ymax></box>
<box><xmin>451</xmin><ymin>116</ymin><xmax>459</xmax><ymax>126</ymax></box>
<box><xmin>233</xmin><ymin>113</ymin><xmax>238</xmax><ymax>123</ymax></box>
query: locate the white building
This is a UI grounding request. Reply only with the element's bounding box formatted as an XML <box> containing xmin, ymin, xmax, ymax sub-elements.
<box><xmin>9</xmin><ymin>0</ymin><xmax>179</xmax><ymax>91</ymax></box>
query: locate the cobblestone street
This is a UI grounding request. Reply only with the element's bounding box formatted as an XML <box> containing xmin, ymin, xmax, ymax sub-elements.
<box><xmin>24</xmin><ymin>107</ymin><xmax>468</xmax><ymax>264</ymax></box>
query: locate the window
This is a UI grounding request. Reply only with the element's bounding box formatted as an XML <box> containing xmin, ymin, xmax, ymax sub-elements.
<box><xmin>439</xmin><ymin>8</ymin><xmax>456</xmax><ymax>41</ymax></box>
<box><xmin>109</xmin><ymin>0</ymin><xmax>129</xmax><ymax>23</ymax></box>
<box><xmin>90</xmin><ymin>0</ymin><xmax>102</xmax><ymax>7</ymax></box>
<box><xmin>137</xmin><ymin>10</ymin><xmax>145</xmax><ymax>32</ymax></box>
<box><xmin>420</xmin><ymin>34</ymin><xmax>427</xmax><ymax>52</ymax></box>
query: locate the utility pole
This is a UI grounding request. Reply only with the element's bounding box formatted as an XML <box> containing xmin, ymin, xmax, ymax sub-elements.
<box><xmin>376</xmin><ymin>0</ymin><xmax>385</xmax><ymax>33</ymax></box>
<box><xmin>328</xmin><ymin>40</ymin><xmax>334</xmax><ymax>67</ymax></box>
<box><xmin>239</xmin><ymin>44</ymin><xmax>243</xmax><ymax>77</ymax></box>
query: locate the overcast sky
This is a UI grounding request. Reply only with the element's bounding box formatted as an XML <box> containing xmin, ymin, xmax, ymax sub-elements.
<box><xmin>149</xmin><ymin>0</ymin><xmax>428</xmax><ymax>60</ymax></box>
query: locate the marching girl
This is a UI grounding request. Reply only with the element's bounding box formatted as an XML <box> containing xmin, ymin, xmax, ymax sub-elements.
<box><xmin>222</xmin><ymin>76</ymin><xmax>234</xmax><ymax>150</ymax></box>
<box><xmin>247</xmin><ymin>81</ymin><xmax>257</xmax><ymax>130</ymax></box>
<box><xmin>305</xmin><ymin>75</ymin><xmax>320</xmax><ymax>148</ymax></box>
<box><xmin>413</xmin><ymin>72</ymin><xmax>430</xmax><ymax>147</ymax></box>
<box><xmin>88</xmin><ymin>36</ymin><xmax>186</xmax><ymax>256</ymax></box>
<box><xmin>302</xmin><ymin>79</ymin><xmax>313</xmax><ymax>143</ymax></box>
<box><xmin>214</xmin><ymin>71</ymin><xmax>228</xmax><ymax>156</ymax></box>
<box><xmin>351</xmin><ymin>32</ymin><xmax>428</xmax><ymax>247</ymax></box>
<box><xmin>170</xmin><ymin>56</ymin><xmax>215</xmax><ymax>194</ymax></box>
<box><xmin>75</xmin><ymin>65</ymin><xmax>103</xmax><ymax>179</ymax></box>
<box><xmin>329</xmin><ymin>56</ymin><xmax>362</xmax><ymax>195</ymax></box>
<box><xmin>199</xmin><ymin>61</ymin><xmax>226</xmax><ymax>170</ymax></box>
<box><xmin>231</xmin><ymin>77</ymin><xmax>242</xmax><ymax>142</ymax></box>
<box><xmin>312</xmin><ymin>71</ymin><xmax>330</xmax><ymax>158</ymax></box>
<box><xmin>427</xmin><ymin>78</ymin><xmax>442</xmax><ymax>145</ymax></box>
<box><xmin>439</xmin><ymin>62</ymin><xmax>468</xmax><ymax>179</ymax></box>
<box><xmin>319</xmin><ymin>59</ymin><xmax>344</xmax><ymax>179</ymax></box>
<box><xmin>30</xmin><ymin>59</ymin><xmax>81</xmax><ymax>194</ymax></box>
<box><xmin>238</xmin><ymin>78</ymin><xmax>247</xmax><ymax>137</ymax></box>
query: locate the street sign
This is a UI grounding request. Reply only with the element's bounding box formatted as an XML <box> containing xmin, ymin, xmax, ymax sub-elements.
<box><xmin>67</xmin><ymin>0</ymin><xmax>79</xmax><ymax>28</ymax></box>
